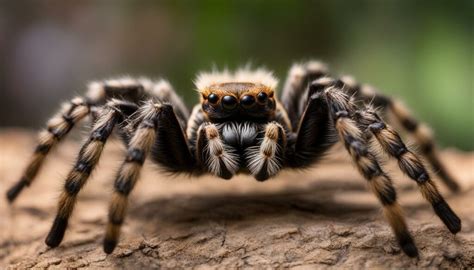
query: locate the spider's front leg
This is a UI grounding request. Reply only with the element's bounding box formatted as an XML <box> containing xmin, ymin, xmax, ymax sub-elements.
<box><xmin>104</xmin><ymin>102</ymin><xmax>195</xmax><ymax>254</ymax></box>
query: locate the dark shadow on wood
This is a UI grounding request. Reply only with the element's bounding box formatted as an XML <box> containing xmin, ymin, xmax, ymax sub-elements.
<box><xmin>128</xmin><ymin>179</ymin><xmax>379</xmax><ymax>226</ymax></box>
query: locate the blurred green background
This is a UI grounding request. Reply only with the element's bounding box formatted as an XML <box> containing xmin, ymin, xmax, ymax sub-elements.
<box><xmin>1</xmin><ymin>0</ymin><xmax>472</xmax><ymax>149</ymax></box>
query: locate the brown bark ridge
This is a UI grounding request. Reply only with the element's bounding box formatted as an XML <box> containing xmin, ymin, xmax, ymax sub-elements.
<box><xmin>1</xmin><ymin>129</ymin><xmax>473</xmax><ymax>269</ymax></box>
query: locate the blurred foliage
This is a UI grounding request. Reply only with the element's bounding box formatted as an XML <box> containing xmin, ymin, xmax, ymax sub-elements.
<box><xmin>1</xmin><ymin>0</ymin><xmax>472</xmax><ymax>149</ymax></box>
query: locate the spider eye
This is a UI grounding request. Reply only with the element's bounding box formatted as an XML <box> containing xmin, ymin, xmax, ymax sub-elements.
<box><xmin>257</xmin><ymin>92</ymin><xmax>268</xmax><ymax>103</ymax></box>
<box><xmin>208</xmin><ymin>93</ymin><xmax>219</xmax><ymax>104</ymax></box>
<box><xmin>222</xmin><ymin>95</ymin><xmax>238</xmax><ymax>111</ymax></box>
<box><xmin>240</xmin><ymin>95</ymin><xmax>255</xmax><ymax>108</ymax></box>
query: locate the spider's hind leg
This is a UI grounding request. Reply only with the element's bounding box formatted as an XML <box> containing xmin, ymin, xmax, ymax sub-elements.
<box><xmin>354</xmin><ymin>106</ymin><xmax>461</xmax><ymax>234</ymax></box>
<box><xmin>388</xmin><ymin>98</ymin><xmax>460</xmax><ymax>191</ymax></box>
<box><xmin>7</xmin><ymin>78</ymin><xmax>149</xmax><ymax>203</ymax></box>
<box><xmin>341</xmin><ymin>76</ymin><xmax>460</xmax><ymax>192</ymax></box>
<box><xmin>6</xmin><ymin>97</ymin><xmax>91</xmax><ymax>203</ymax></box>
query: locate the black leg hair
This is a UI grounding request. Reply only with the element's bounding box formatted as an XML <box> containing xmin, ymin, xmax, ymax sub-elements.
<box><xmin>6</xmin><ymin>97</ymin><xmax>91</xmax><ymax>203</ymax></box>
<box><xmin>307</xmin><ymin>79</ymin><xmax>419</xmax><ymax>257</ymax></box>
<box><xmin>354</xmin><ymin>107</ymin><xmax>461</xmax><ymax>234</ymax></box>
<box><xmin>340</xmin><ymin>76</ymin><xmax>460</xmax><ymax>192</ymax></box>
<box><xmin>146</xmin><ymin>80</ymin><xmax>190</xmax><ymax>126</ymax></box>
<box><xmin>286</xmin><ymin>81</ymin><xmax>338</xmax><ymax>168</ymax></box>
<box><xmin>45</xmin><ymin>100</ymin><xmax>138</xmax><ymax>248</ymax></box>
<box><xmin>280</xmin><ymin>61</ymin><xmax>329</xmax><ymax>131</ymax></box>
<box><xmin>148</xmin><ymin>104</ymin><xmax>195</xmax><ymax>174</ymax></box>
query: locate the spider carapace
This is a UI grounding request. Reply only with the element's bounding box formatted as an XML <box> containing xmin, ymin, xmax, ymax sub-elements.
<box><xmin>6</xmin><ymin>61</ymin><xmax>461</xmax><ymax>257</ymax></box>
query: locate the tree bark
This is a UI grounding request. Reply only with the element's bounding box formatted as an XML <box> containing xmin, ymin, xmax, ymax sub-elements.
<box><xmin>1</xmin><ymin>129</ymin><xmax>473</xmax><ymax>269</ymax></box>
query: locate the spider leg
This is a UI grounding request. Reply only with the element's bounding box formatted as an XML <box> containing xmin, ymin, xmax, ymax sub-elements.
<box><xmin>45</xmin><ymin>100</ymin><xmax>138</xmax><ymax>248</ymax></box>
<box><xmin>285</xmin><ymin>80</ymin><xmax>338</xmax><ymax>168</ymax></box>
<box><xmin>388</xmin><ymin>98</ymin><xmax>460</xmax><ymax>191</ymax></box>
<box><xmin>354</xmin><ymin>107</ymin><xmax>461</xmax><ymax>234</ymax></box>
<box><xmin>246</xmin><ymin>122</ymin><xmax>286</xmax><ymax>181</ymax></box>
<box><xmin>280</xmin><ymin>61</ymin><xmax>329</xmax><ymax>130</ymax></box>
<box><xmin>196</xmin><ymin>123</ymin><xmax>239</xmax><ymax>179</ymax></box>
<box><xmin>6</xmin><ymin>97</ymin><xmax>91</xmax><ymax>203</ymax></box>
<box><xmin>103</xmin><ymin>102</ymin><xmax>195</xmax><ymax>253</ymax></box>
<box><xmin>146</xmin><ymin>79</ymin><xmax>190</xmax><ymax>124</ymax></box>
<box><xmin>148</xmin><ymin>106</ymin><xmax>195</xmax><ymax>174</ymax></box>
<box><xmin>309</xmin><ymin>79</ymin><xmax>419</xmax><ymax>257</ymax></box>
<box><xmin>341</xmin><ymin>76</ymin><xmax>460</xmax><ymax>192</ymax></box>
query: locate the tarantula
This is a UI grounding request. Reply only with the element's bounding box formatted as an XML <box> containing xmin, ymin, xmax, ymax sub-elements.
<box><xmin>6</xmin><ymin>61</ymin><xmax>461</xmax><ymax>257</ymax></box>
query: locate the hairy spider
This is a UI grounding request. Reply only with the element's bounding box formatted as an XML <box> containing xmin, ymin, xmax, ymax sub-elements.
<box><xmin>6</xmin><ymin>61</ymin><xmax>461</xmax><ymax>257</ymax></box>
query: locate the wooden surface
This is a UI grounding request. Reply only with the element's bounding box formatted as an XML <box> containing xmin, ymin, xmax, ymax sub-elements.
<box><xmin>1</xmin><ymin>129</ymin><xmax>473</xmax><ymax>269</ymax></box>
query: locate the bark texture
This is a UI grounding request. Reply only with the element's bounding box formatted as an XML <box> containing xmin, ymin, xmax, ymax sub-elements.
<box><xmin>1</xmin><ymin>129</ymin><xmax>473</xmax><ymax>269</ymax></box>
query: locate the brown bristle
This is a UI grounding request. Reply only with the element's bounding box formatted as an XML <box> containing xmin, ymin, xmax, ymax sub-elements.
<box><xmin>201</xmin><ymin>83</ymin><xmax>274</xmax><ymax>100</ymax></box>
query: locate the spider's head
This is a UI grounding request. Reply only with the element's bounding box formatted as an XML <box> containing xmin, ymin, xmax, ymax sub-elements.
<box><xmin>195</xmin><ymin>68</ymin><xmax>278</xmax><ymax>122</ymax></box>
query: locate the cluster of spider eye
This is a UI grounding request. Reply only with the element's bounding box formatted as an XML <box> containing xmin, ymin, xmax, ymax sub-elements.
<box><xmin>208</xmin><ymin>91</ymin><xmax>270</xmax><ymax>110</ymax></box>
<box><xmin>6</xmin><ymin>60</ymin><xmax>461</xmax><ymax>257</ymax></box>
